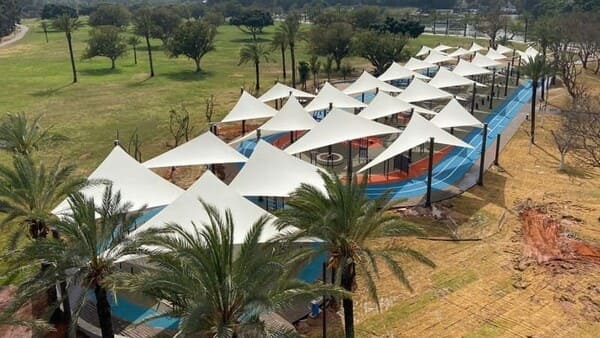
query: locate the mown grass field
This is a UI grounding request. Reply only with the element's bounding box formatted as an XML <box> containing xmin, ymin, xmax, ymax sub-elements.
<box><xmin>0</xmin><ymin>19</ymin><xmax>492</xmax><ymax>173</ymax></box>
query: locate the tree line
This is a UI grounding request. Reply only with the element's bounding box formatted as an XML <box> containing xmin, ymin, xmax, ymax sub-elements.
<box><xmin>0</xmin><ymin>0</ymin><xmax>21</xmax><ymax>37</ymax></box>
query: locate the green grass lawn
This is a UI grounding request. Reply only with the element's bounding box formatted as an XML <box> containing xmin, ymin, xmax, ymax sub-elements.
<box><xmin>0</xmin><ymin>18</ymin><xmax>493</xmax><ymax>173</ymax></box>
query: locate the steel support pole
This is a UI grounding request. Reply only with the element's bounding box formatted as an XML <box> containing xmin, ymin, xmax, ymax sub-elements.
<box><xmin>347</xmin><ymin>141</ymin><xmax>352</xmax><ymax>182</ymax></box>
<box><xmin>478</xmin><ymin>123</ymin><xmax>488</xmax><ymax>186</ymax></box>
<box><xmin>470</xmin><ymin>81</ymin><xmax>477</xmax><ymax>114</ymax></box>
<box><xmin>489</xmin><ymin>70</ymin><xmax>496</xmax><ymax>109</ymax></box>
<box><xmin>425</xmin><ymin>137</ymin><xmax>435</xmax><ymax>207</ymax></box>
<box><xmin>494</xmin><ymin>133</ymin><xmax>501</xmax><ymax>166</ymax></box>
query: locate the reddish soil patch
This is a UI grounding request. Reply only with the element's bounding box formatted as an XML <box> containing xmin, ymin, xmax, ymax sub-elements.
<box><xmin>0</xmin><ymin>286</ymin><xmax>32</xmax><ymax>338</ymax></box>
<box><xmin>520</xmin><ymin>209</ymin><xmax>600</xmax><ymax>265</ymax></box>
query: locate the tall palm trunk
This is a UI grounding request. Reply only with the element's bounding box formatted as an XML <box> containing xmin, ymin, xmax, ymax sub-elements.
<box><xmin>133</xmin><ymin>46</ymin><xmax>137</xmax><ymax>65</ymax></box>
<box><xmin>530</xmin><ymin>81</ymin><xmax>538</xmax><ymax>144</ymax></box>
<box><xmin>94</xmin><ymin>285</ymin><xmax>114</xmax><ymax>338</ymax></box>
<box><xmin>66</xmin><ymin>31</ymin><xmax>77</xmax><ymax>83</ymax></box>
<box><xmin>145</xmin><ymin>33</ymin><xmax>154</xmax><ymax>77</ymax></box>
<box><xmin>254</xmin><ymin>61</ymin><xmax>260</xmax><ymax>91</ymax></box>
<box><xmin>60</xmin><ymin>281</ymin><xmax>72</xmax><ymax>323</ymax></box>
<box><xmin>280</xmin><ymin>43</ymin><xmax>286</xmax><ymax>80</ymax></box>
<box><xmin>290</xmin><ymin>43</ymin><xmax>296</xmax><ymax>88</ymax></box>
<box><xmin>341</xmin><ymin>263</ymin><xmax>356</xmax><ymax>338</ymax></box>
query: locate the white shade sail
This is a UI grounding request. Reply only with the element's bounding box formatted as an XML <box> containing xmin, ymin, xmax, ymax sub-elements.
<box><xmin>428</xmin><ymin>68</ymin><xmax>484</xmax><ymax>89</ymax></box>
<box><xmin>358</xmin><ymin>91</ymin><xmax>436</xmax><ymax>120</ymax></box>
<box><xmin>229</xmin><ymin>140</ymin><xmax>325</xmax><ymax>197</ymax></box>
<box><xmin>448</xmin><ymin>47</ymin><xmax>471</xmax><ymax>58</ymax></box>
<box><xmin>53</xmin><ymin>146</ymin><xmax>184</xmax><ymax>215</ymax></box>
<box><xmin>471</xmin><ymin>53</ymin><xmax>503</xmax><ymax>68</ymax></box>
<box><xmin>486</xmin><ymin>48</ymin><xmax>508</xmax><ymax>61</ymax></box>
<box><xmin>378</xmin><ymin>62</ymin><xmax>430</xmax><ymax>82</ymax></box>
<box><xmin>359</xmin><ymin>113</ymin><xmax>473</xmax><ymax>172</ymax></box>
<box><xmin>468</xmin><ymin>42</ymin><xmax>486</xmax><ymax>53</ymax></box>
<box><xmin>404</xmin><ymin>57</ymin><xmax>437</xmax><ymax>71</ymax></box>
<box><xmin>430</xmin><ymin>98</ymin><xmax>484</xmax><ymax>129</ymax></box>
<box><xmin>285</xmin><ymin>108</ymin><xmax>399</xmax><ymax>154</ymax></box>
<box><xmin>433</xmin><ymin>44</ymin><xmax>453</xmax><ymax>52</ymax></box>
<box><xmin>258</xmin><ymin>82</ymin><xmax>315</xmax><ymax>102</ymax></box>
<box><xmin>221</xmin><ymin>90</ymin><xmax>278</xmax><ymax>123</ymax></box>
<box><xmin>396</xmin><ymin>78</ymin><xmax>454</xmax><ymax>103</ymax></box>
<box><xmin>342</xmin><ymin>71</ymin><xmax>402</xmax><ymax>95</ymax></box>
<box><xmin>423</xmin><ymin>50</ymin><xmax>455</xmax><ymax>64</ymax></box>
<box><xmin>415</xmin><ymin>45</ymin><xmax>433</xmax><ymax>57</ymax></box>
<box><xmin>259</xmin><ymin>96</ymin><xmax>317</xmax><ymax>132</ymax></box>
<box><xmin>517</xmin><ymin>46</ymin><xmax>540</xmax><ymax>62</ymax></box>
<box><xmin>304</xmin><ymin>82</ymin><xmax>367</xmax><ymax>112</ymax></box>
<box><xmin>132</xmin><ymin>171</ymin><xmax>279</xmax><ymax>244</ymax></box>
<box><xmin>496</xmin><ymin>44</ymin><xmax>514</xmax><ymax>55</ymax></box>
<box><xmin>143</xmin><ymin>132</ymin><xmax>248</xmax><ymax>168</ymax></box>
<box><xmin>452</xmin><ymin>59</ymin><xmax>492</xmax><ymax>77</ymax></box>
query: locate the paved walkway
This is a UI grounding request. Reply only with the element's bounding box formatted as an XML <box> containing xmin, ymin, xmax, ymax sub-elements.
<box><xmin>0</xmin><ymin>24</ymin><xmax>29</xmax><ymax>49</ymax></box>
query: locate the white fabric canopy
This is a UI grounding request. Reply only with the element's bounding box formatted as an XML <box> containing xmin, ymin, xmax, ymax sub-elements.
<box><xmin>143</xmin><ymin>132</ymin><xmax>248</xmax><ymax>168</ymax></box>
<box><xmin>53</xmin><ymin>146</ymin><xmax>184</xmax><ymax>215</ymax></box>
<box><xmin>221</xmin><ymin>90</ymin><xmax>278</xmax><ymax>123</ymax></box>
<box><xmin>132</xmin><ymin>171</ymin><xmax>280</xmax><ymax>244</ymax></box>
<box><xmin>496</xmin><ymin>44</ymin><xmax>513</xmax><ymax>55</ymax></box>
<box><xmin>468</xmin><ymin>42</ymin><xmax>486</xmax><ymax>53</ymax></box>
<box><xmin>518</xmin><ymin>46</ymin><xmax>540</xmax><ymax>62</ymax></box>
<box><xmin>259</xmin><ymin>97</ymin><xmax>317</xmax><ymax>132</ymax></box>
<box><xmin>285</xmin><ymin>108</ymin><xmax>399</xmax><ymax>154</ymax></box>
<box><xmin>428</xmin><ymin>68</ymin><xmax>484</xmax><ymax>89</ymax></box>
<box><xmin>227</xmin><ymin>129</ymin><xmax>280</xmax><ymax>148</ymax></box>
<box><xmin>378</xmin><ymin>62</ymin><xmax>430</xmax><ymax>82</ymax></box>
<box><xmin>430</xmin><ymin>98</ymin><xmax>484</xmax><ymax>129</ymax></box>
<box><xmin>229</xmin><ymin>140</ymin><xmax>325</xmax><ymax>197</ymax></box>
<box><xmin>415</xmin><ymin>45</ymin><xmax>433</xmax><ymax>57</ymax></box>
<box><xmin>258</xmin><ymin>82</ymin><xmax>315</xmax><ymax>102</ymax></box>
<box><xmin>358</xmin><ymin>91</ymin><xmax>436</xmax><ymax>120</ymax></box>
<box><xmin>404</xmin><ymin>57</ymin><xmax>437</xmax><ymax>71</ymax></box>
<box><xmin>304</xmin><ymin>82</ymin><xmax>367</xmax><ymax>112</ymax></box>
<box><xmin>471</xmin><ymin>53</ymin><xmax>503</xmax><ymax>68</ymax></box>
<box><xmin>359</xmin><ymin>113</ymin><xmax>473</xmax><ymax>172</ymax></box>
<box><xmin>448</xmin><ymin>47</ymin><xmax>471</xmax><ymax>58</ymax></box>
<box><xmin>452</xmin><ymin>59</ymin><xmax>492</xmax><ymax>77</ymax></box>
<box><xmin>342</xmin><ymin>71</ymin><xmax>402</xmax><ymax>95</ymax></box>
<box><xmin>396</xmin><ymin>78</ymin><xmax>453</xmax><ymax>103</ymax></box>
<box><xmin>433</xmin><ymin>44</ymin><xmax>453</xmax><ymax>52</ymax></box>
<box><xmin>486</xmin><ymin>48</ymin><xmax>508</xmax><ymax>61</ymax></box>
<box><xmin>423</xmin><ymin>50</ymin><xmax>456</xmax><ymax>64</ymax></box>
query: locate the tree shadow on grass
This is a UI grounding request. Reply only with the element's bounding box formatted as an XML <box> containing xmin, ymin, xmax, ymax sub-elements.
<box><xmin>230</xmin><ymin>36</ymin><xmax>272</xmax><ymax>44</ymax></box>
<box><xmin>163</xmin><ymin>69</ymin><xmax>214</xmax><ymax>82</ymax></box>
<box><xmin>79</xmin><ymin>67</ymin><xmax>123</xmax><ymax>76</ymax></box>
<box><xmin>30</xmin><ymin>83</ymin><xmax>74</xmax><ymax>97</ymax></box>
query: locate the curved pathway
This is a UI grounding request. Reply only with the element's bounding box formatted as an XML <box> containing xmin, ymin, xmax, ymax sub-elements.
<box><xmin>0</xmin><ymin>24</ymin><xmax>29</xmax><ymax>49</ymax></box>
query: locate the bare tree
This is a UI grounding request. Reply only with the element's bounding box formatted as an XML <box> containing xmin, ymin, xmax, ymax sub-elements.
<box><xmin>127</xmin><ymin>128</ymin><xmax>143</xmax><ymax>162</ymax></box>
<box><xmin>550</xmin><ymin>128</ymin><xmax>574</xmax><ymax>171</ymax></box>
<box><xmin>168</xmin><ymin>104</ymin><xmax>194</xmax><ymax>148</ymax></box>
<box><xmin>563</xmin><ymin>95</ymin><xmax>600</xmax><ymax>167</ymax></box>
<box><xmin>476</xmin><ymin>3</ymin><xmax>507</xmax><ymax>49</ymax></box>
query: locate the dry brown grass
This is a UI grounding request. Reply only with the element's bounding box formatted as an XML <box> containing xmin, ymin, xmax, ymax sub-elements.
<box><xmin>351</xmin><ymin>73</ymin><xmax>600</xmax><ymax>337</ymax></box>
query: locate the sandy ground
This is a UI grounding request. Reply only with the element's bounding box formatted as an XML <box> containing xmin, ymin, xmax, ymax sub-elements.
<box><xmin>0</xmin><ymin>25</ymin><xmax>29</xmax><ymax>49</ymax></box>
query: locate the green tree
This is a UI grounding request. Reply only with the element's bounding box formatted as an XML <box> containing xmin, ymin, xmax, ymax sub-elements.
<box><xmin>521</xmin><ymin>54</ymin><xmax>552</xmax><ymax>144</ymax></box>
<box><xmin>298</xmin><ymin>60</ymin><xmax>310</xmax><ymax>90</ymax></box>
<box><xmin>130</xmin><ymin>202</ymin><xmax>342</xmax><ymax>337</ymax></box>
<box><xmin>0</xmin><ymin>112</ymin><xmax>66</xmax><ymax>155</ymax></box>
<box><xmin>271</xmin><ymin>30</ymin><xmax>288</xmax><ymax>80</ymax></box>
<box><xmin>0</xmin><ymin>155</ymin><xmax>85</xmax><ymax>242</ymax></box>
<box><xmin>127</xmin><ymin>35</ymin><xmax>140</xmax><ymax>65</ymax></box>
<box><xmin>229</xmin><ymin>9</ymin><xmax>273</xmax><ymax>40</ymax></box>
<box><xmin>166</xmin><ymin>20</ymin><xmax>217</xmax><ymax>73</ymax></box>
<box><xmin>133</xmin><ymin>8</ymin><xmax>155</xmax><ymax>77</ymax></box>
<box><xmin>83</xmin><ymin>25</ymin><xmax>127</xmax><ymax>69</ymax></box>
<box><xmin>40</xmin><ymin>4</ymin><xmax>76</xmax><ymax>20</ymax></box>
<box><xmin>276</xmin><ymin>14</ymin><xmax>303</xmax><ymax>88</ymax></box>
<box><xmin>40</xmin><ymin>21</ymin><xmax>49</xmax><ymax>43</ymax></box>
<box><xmin>351</xmin><ymin>30</ymin><xmax>408</xmax><ymax>75</ymax></box>
<box><xmin>149</xmin><ymin>7</ymin><xmax>181</xmax><ymax>43</ymax></box>
<box><xmin>275</xmin><ymin>173</ymin><xmax>435</xmax><ymax>338</ymax></box>
<box><xmin>88</xmin><ymin>4</ymin><xmax>130</xmax><ymax>28</ymax></box>
<box><xmin>370</xmin><ymin>17</ymin><xmax>425</xmax><ymax>38</ymax></box>
<box><xmin>239</xmin><ymin>42</ymin><xmax>272</xmax><ymax>92</ymax></box>
<box><xmin>5</xmin><ymin>186</ymin><xmax>143</xmax><ymax>337</ymax></box>
<box><xmin>51</xmin><ymin>14</ymin><xmax>81</xmax><ymax>83</ymax></box>
<box><xmin>309</xmin><ymin>22</ymin><xmax>353</xmax><ymax>71</ymax></box>
<box><xmin>350</xmin><ymin>6</ymin><xmax>381</xmax><ymax>29</ymax></box>
<box><xmin>309</xmin><ymin>55</ymin><xmax>321</xmax><ymax>89</ymax></box>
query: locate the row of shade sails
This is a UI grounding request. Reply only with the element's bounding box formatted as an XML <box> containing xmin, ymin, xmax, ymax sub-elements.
<box><xmin>51</xmin><ymin>42</ymin><xmax>534</xmax><ymax>245</ymax></box>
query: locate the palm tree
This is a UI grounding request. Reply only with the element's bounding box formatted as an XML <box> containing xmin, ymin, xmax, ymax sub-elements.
<box><xmin>271</xmin><ymin>30</ymin><xmax>288</xmax><ymax>80</ymax></box>
<box><xmin>0</xmin><ymin>112</ymin><xmax>67</xmax><ymax>155</ymax></box>
<box><xmin>521</xmin><ymin>54</ymin><xmax>551</xmax><ymax>144</ymax></box>
<box><xmin>275</xmin><ymin>173</ymin><xmax>435</xmax><ymax>338</ymax></box>
<box><xmin>51</xmin><ymin>14</ymin><xmax>81</xmax><ymax>83</ymax></box>
<box><xmin>276</xmin><ymin>14</ymin><xmax>302</xmax><ymax>88</ymax></box>
<box><xmin>6</xmin><ymin>186</ymin><xmax>144</xmax><ymax>338</ymax></box>
<box><xmin>133</xmin><ymin>8</ymin><xmax>155</xmax><ymax>77</ymax></box>
<box><xmin>309</xmin><ymin>55</ymin><xmax>321</xmax><ymax>89</ymax></box>
<box><xmin>127</xmin><ymin>36</ymin><xmax>141</xmax><ymax>65</ymax></box>
<box><xmin>0</xmin><ymin>155</ymin><xmax>85</xmax><ymax>242</ymax></box>
<box><xmin>239</xmin><ymin>42</ymin><xmax>272</xmax><ymax>92</ymax></box>
<box><xmin>131</xmin><ymin>202</ymin><xmax>342</xmax><ymax>337</ymax></box>
<box><xmin>40</xmin><ymin>21</ymin><xmax>49</xmax><ymax>43</ymax></box>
